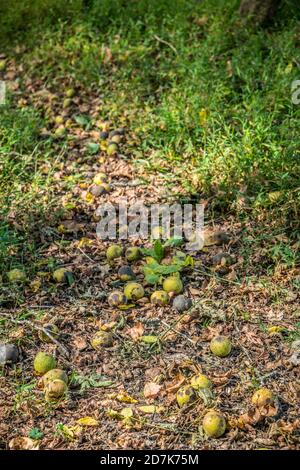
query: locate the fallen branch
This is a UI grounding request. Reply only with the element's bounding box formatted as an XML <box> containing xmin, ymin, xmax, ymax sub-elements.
<box><xmin>0</xmin><ymin>311</ymin><xmax>70</xmax><ymax>359</ymax></box>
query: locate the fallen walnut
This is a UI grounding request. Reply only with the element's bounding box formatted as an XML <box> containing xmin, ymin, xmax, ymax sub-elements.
<box><xmin>42</xmin><ymin>369</ymin><xmax>68</xmax><ymax>387</ymax></box>
<box><xmin>202</xmin><ymin>410</ymin><xmax>226</xmax><ymax>438</ymax></box>
<box><xmin>0</xmin><ymin>343</ymin><xmax>19</xmax><ymax>365</ymax></box>
<box><xmin>34</xmin><ymin>352</ymin><xmax>56</xmax><ymax>376</ymax></box>
<box><xmin>45</xmin><ymin>379</ymin><xmax>67</xmax><ymax>402</ymax></box>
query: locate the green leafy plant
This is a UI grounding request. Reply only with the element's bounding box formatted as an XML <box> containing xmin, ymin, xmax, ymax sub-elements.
<box><xmin>70</xmin><ymin>372</ymin><xmax>114</xmax><ymax>394</ymax></box>
<box><xmin>28</xmin><ymin>428</ymin><xmax>44</xmax><ymax>440</ymax></box>
<box><xmin>142</xmin><ymin>242</ymin><xmax>194</xmax><ymax>285</ymax></box>
<box><xmin>141</xmin><ymin>238</ymin><xmax>184</xmax><ymax>263</ymax></box>
<box><xmin>141</xmin><ymin>240</ymin><xmax>165</xmax><ymax>263</ymax></box>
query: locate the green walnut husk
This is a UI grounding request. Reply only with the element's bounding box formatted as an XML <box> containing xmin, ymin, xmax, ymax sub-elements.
<box><xmin>150</xmin><ymin>290</ymin><xmax>169</xmax><ymax>306</ymax></box>
<box><xmin>190</xmin><ymin>373</ymin><xmax>212</xmax><ymax>390</ymax></box>
<box><xmin>7</xmin><ymin>269</ymin><xmax>26</xmax><ymax>283</ymax></box>
<box><xmin>124</xmin><ymin>282</ymin><xmax>144</xmax><ymax>301</ymax></box>
<box><xmin>210</xmin><ymin>335</ymin><xmax>232</xmax><ymax>357</ymax></box>
<box><xmin>34</xmin><ymin>352</ymin><xmax>56</xmax><ymax>376</ymax></box>
<box><xmin>91</xmin><ymin>330</ymin><xmax>114</xmax><ymax>349</ymax></box>
<box><xmin>118</xmin><ymin>265</ymin><xmax>135</xmax><ymax>282</ymax></box>
<box><xmin>106</xmin><ymin>244</ymin><xmax>123</xmax><ymax>262</ymax></box>
<box><xmin>176</xmin><ymin>385</ymin><xmax>197</xmax><ymax>408</ymax></box>
<box><xmin>42</xmin><ymin>369</ymin><xmax>68</xmax><ymax>386</ymax></box>
<box><xmin>108</xmin><ymin>290</ymin><xmax>127</xmax><ymax>307</ymax></box>
<box><xmin>163</xmin><ymin>276</ymin><xmax>183</xmax><ymax>294</ymax></box>
<box><xmin>45</xmin><ymin>379</ymin><xmax>67</xmax><ymax>402</ymax></box>
<box><xmin>251</xmin><ymin>388</ymin><xmax>275</xmax><ymax>408</ymax></box>
<box><xmin>202</xmin><ymin>410</ymin><xmax>226</xmax><ymax>438</ymax></box>
<box><xmin>52</xmin><ymin>268</ymin><xmax>69</xmax><ymax>283</ymax></box>
<box><xmin>93</xmin><ymin>172</ymin><xmax>108</xmax><ymax>185</ymax></box>
<box><xmin>125</xmin><ymin>247</ymin><xmax>142</xmax><ymax>262</ymax></box>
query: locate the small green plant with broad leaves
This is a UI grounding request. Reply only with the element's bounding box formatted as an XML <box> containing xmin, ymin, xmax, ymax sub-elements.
<box><xmin>28</xmin><ymin>428</ymin><xmax>44</xmax><ymax>440</ymax></box>
<box><xmin>70</xmin><ymin>372</ymin><xmax>114</xmax><ymax>395</ymax></box>
<box><xmin>141</xmin><ymin>239</ymin><xmax>194</xmax><ymax>285</ymax></box>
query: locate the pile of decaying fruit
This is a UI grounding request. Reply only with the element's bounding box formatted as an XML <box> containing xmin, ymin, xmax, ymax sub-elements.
<box><xmin>1</xmin><ymin>341</ymin><xmax>277</xmax><ymax>439</ymax></box>
<box><xmin>88</xmin><ymin>241</ymin><xmax>235</xmax><ymax>438</ymax></box>
<box><xmin>33</xmin><ymin>351</ymin><xmax>68</xmax><ymax>403</ymax></box>
<box><xmin>176</xmin><ymin>372</ymin><xmax>277</xmax><ymax>438</ymax></box>
<box><xmin>88</xmin><ymin>241</ymin><xmax>199</xmax><ymax>349</ymax></box>
<box><xmin>1</xmin><ymin>206</ymin><xmax>277</xmax><ymax>439</ymax></box>
<box><xmin>29</xmin><ymin>339</ymin><xmax>276</xmax><ymax>439</ymax></box>
<box><xmin>89</xmin><ymin>241</ymin><xmax>277</xmax><ymax>439</ymax></box>
<box><xmin>2</xmin><ymin>252</ymin><xmax>278</xmax><ymax>440</ymax></box>
<box><xmin>106</xmin><ymin>243</ymin><xmax>188</xmax><ymax>308</ymax></box>
<box><xmin>53</xmin><ymin>87</ymin><xmax>125</xmax><ymax>156</ymax></box>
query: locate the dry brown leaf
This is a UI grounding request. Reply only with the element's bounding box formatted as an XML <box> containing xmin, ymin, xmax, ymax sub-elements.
<box><xmin>9</xmin><ymin>437</ymin><xmax>39</xmax><ymax>450</ymax></box>
<box><xmin>165</xmin><ymin>373</ymin><xmax>186</xmax><ymax>394</ymax></box>
<box><xmin>144</xmin><ymin>367</ymin><xmax>162</xmax><ymax>381</ymax></box>
<box><xmin>73</xmin><ymin>336</ymin><xmax>88</xmax><ymax>351</ymax></box>
<box><xmin>143</xmin><ymin>382</ymin><xmax>162</xmax><ymax>400</ymax></box>
<box><xmin>127</xmin><ymin>322</ymin><xmax>144</xmax><ymax>341</ymax></box>
<box><xmin>212</xmin><ymin>371</ymin><xmax>232</xmax><ymax>386</ymax></box>
<box><xmin>188</xmin><ymin>287</ymin><xmax>202</xmax><ymax>296</ymax></box>
<box><xmin>235</xmin><ymin>407</ymin><xmax>263</xmax><ymax>429</ymax></box>
<box><xmin>277</xmin><ymin>419</ymin><xmax>300</xmax><ymax>433</ymax></box>
<box><xmin>259</xmin><ymin>404</ymin><xmax>278</xmax><ymax>417</ymax></box>
<box><xmin>9</xmin><ymin>327</ymin><xmax>25</xmax><ymax>340</ymax></box>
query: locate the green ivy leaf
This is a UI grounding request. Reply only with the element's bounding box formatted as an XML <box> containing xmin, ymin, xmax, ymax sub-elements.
<box><xmin>184</xmin><ymin>255</ymin><xmax>194</xmax><ymax>267</ymax></box>
<box><xmin>147</xmin><ymin>262</ymin><xmax>180</xmax><ymax>275</ymax></box>
<box><xmin>141</xmin><ymin>247</ymin><xmax>156</xmax><ymax>258</ymax></box>
<box><xmin>143</xmin><ymin>267</ymin><xmax>160</xmax><ymax>284</ymax></box>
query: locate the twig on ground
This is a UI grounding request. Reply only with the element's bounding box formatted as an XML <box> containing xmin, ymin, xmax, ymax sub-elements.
<box><xmin>160</xmin><ymin>320</ymin><xmax>196</xmax><ymax>346</ymax></box>
<box><xmin>77</xmin><ymin>246</ymin><xmax>98</xmax><ymax>264</ymax></box>
<box><xmin>1</xmin><ymin>311</ymin><xmax>70</xmax><ymax>359</ymax></box>
<box><xmin>159</xmin><ymin>298</ymin><xmax>203</xmax><ymax>341</ymax></box>
<box><xmin>154</xmin><ymin>35</ymin><xmax>178</xmax><ymax>55</ymax></box>
<box><xmin>21</xmin><ymin>305</ymin><xmax>54</xmax><ymax>309</ymax></box>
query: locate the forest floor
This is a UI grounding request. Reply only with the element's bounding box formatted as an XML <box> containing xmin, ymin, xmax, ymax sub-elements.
<box><xmin>0</xmin><ymin>1</ymin><xmax>300</xmax><ymax>450</ymax></box>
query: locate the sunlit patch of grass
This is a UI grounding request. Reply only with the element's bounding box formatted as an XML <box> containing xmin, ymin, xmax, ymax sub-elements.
<box><xmin>16</xmin><ymin>1</ymin><xmax>300</xmax><ymax>222</ymax></box>
<box><xmin>0</xmin><ymin>101</ymin><xmax>64</xmax><ymax>276</ymax></box>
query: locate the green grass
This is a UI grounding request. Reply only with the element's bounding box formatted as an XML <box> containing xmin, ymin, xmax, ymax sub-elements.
<box><xmin>1</xmin><ymin>0</ymin><xmax>300</xmax><ymax>275</ymax></box>
<box><xmin>0</xmin><ymin>102</ymin><xmax>61</xmax><ymax>274</ymax></box>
